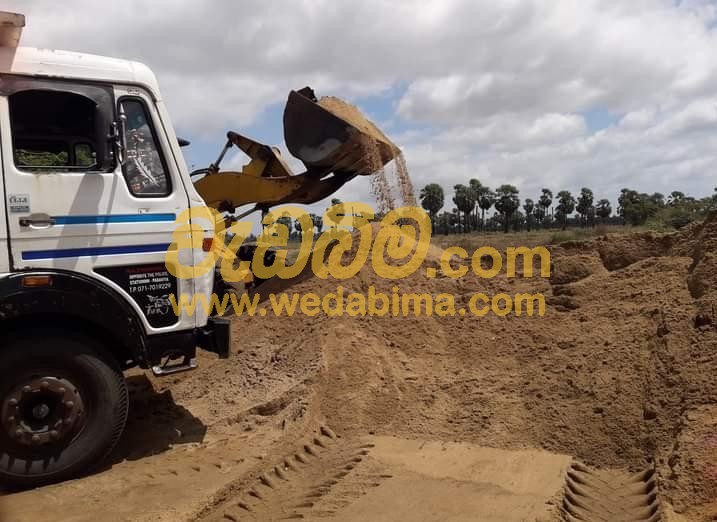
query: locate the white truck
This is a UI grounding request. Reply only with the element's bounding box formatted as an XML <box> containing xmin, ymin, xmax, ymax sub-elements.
<box><xmin>0</xmin><ymin>12</ymin><xmax>396</xmax><ymax>488</ymax></box>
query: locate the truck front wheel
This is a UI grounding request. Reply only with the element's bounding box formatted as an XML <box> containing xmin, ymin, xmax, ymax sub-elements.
<box><xmin>0</xmin><ymin>331</ymin><xmax>129</xmax><ymax>489</ymax></box>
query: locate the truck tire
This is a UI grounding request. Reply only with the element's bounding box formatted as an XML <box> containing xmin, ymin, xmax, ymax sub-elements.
<box><xmin>0</xmin><ymin>331</ymin><xmax>129</xmax><ymax>488</ymax></box>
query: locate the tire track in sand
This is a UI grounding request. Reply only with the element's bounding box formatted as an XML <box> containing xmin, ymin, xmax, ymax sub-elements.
<box><xmin>199</xmin><ymin>426</ymin><xmax>386</xmax><ymax>521</ymax></box>
<box><xmin>562</xmin><ymin>461</ymin><xmax>662</xmax><ymax>522</ymax></box>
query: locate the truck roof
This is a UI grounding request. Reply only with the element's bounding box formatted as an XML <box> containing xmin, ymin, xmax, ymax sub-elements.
<box><xmin>0</xmin><ymin>46</ymin><xmax>162</xmax><ymax>98</ymax></box>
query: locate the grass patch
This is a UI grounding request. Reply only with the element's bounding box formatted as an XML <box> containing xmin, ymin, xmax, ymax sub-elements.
<box><xmin>548</xmin><ymin>229</ymin><xmax>596</xmax><ymax>244</ymax></box>
<box><xmin>430</xmin><ymin>225</ymin><xmax>662</xmax><ymax>250</ymax></box>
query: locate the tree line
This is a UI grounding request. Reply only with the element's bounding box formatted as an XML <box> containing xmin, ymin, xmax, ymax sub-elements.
<box><xmin>251</xmin><ymin>189</ymin><xmax>716</xmax><ymax>242</ymax></box>
<box><xmin>419</xmin><ymin>181</ymin><xmax>717</xmax><ymax>234</ymax></box>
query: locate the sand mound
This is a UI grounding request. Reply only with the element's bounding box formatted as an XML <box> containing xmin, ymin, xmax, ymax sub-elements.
<box><xmin>596</xmin><ymin>232</ymin><xmax>676</xmax><ymax>270</ymax></box>
<box><xmin>240</xmin><ymin>219</ymin><xmax>717</xmax><ymax>517</ymax></box>
<box><xmin>689</xmin><ymin>252</ymin><xmax>717</xmax><ymax>300</ymax></box>
<box><xmin>685</xmin><ymin>212</ymin><xmax>717</xmax><ymax>327</ymax></box>
<box><xmin>550</xmin><ymin>253</ymin><xmax>607</xmax><ymax>285</ymax></box>
<box><xmin>5</xmin><ymin>216</ymin><xmax>717</xmax><ymax>522</ymax></box>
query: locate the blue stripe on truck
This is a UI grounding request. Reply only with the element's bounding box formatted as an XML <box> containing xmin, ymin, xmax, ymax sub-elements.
<box><xmin>52</xmin><ymin>213</ymin><xmax>177</xmax><ymax>225</ymax></box>
<box><xmin>22</xmin><ymin>243</ymin><xmax>172</xmax><ymax>260</ymax></box>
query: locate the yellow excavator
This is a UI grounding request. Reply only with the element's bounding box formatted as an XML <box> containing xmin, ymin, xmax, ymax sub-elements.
<box><xmin>191</xmin><ymin>86</ymin><xmax>399</xmax><ymax>288</ymax></box>
<box><xmin>192</xmin><ymin>86</ymin><xmax>398</xmax><ymax>221</ymax></box>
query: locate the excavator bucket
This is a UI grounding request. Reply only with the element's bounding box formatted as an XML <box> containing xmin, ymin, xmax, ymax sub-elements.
<box><xmin>193</xmin><ymin>87</ymin><xmax>400</xmax><ymax>215</ymax></box>
<box><xmin>283</xmin><ymin>87</ymin><xmax>398</xmax><ymax>176</ymax></box>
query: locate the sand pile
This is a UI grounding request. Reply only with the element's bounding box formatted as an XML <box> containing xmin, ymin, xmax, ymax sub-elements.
<box><xmin>7</xmin><ymin>217</ymin><xmax>716</xmax><ymax>522</ymax></box>
<box><xmin>558</xmin><ymin>212</ymin><xmax>717</xmax><ymax>329</ymax></box>
<box><xmin>154</xmin><ymin>217</ymin><xmax>717</xmax><ymax>519</ymax></box>
<box><xmin>238</xmin><ymin>217</ymin><xmax>717</xmax><ymax>517</ymax></box>
<box><xmin>685</xmin><ymin>211</ymin><xmax>717</xmax><ymax>327</ymax></box>
<box><xmin>595</xmin><ymin>232</ymin><xmax>676</xmax><ymax>270</ymax></box>
<box><xmin>318</xmin><ymin>97</ymin><xmax>395</xmax><ymax>148</ymax></box>
<box><xmin>550</xmin><ymin>253</ymin><xmax>607</xmax><ymax>285</ymax></box>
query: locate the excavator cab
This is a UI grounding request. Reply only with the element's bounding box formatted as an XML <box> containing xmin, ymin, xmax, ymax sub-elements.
<box><xmin>192</xmin><ymin>87</ymin><xmax>398</xmax><ymax>219</ymax></box>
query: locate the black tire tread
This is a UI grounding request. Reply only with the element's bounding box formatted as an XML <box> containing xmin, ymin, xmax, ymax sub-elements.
<box><xmin>0</xmin><ymin>329</ymin><xmax>129</xmax><ymax>488</ymax></box>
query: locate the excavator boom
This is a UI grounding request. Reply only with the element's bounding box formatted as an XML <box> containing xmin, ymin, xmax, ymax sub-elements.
<box><xmin>192</xmin><ymin>87</ymin><xmax>398</xmax><ymax>215</ymax></box>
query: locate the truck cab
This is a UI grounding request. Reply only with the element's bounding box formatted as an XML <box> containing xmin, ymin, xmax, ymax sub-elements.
<box><xmin>0</xmin><ymin>12</ymin><xmax>228</xmax><ymax>488</ymax></box>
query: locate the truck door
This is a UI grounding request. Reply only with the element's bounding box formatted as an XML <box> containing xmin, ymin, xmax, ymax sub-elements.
<box><xmin>0</xmin><ymin>124</ymin><xmax>9</xmax><ymax>274</ymax></box>
<box><xmin>0</xmin><ymin>76</ymin><xmax>196</xmax><ymax>334</ymax></box>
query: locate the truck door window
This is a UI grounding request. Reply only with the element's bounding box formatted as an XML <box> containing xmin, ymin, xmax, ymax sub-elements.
<box><xmin>119</xmin><ymin>98</ymin><xmax>170</xmax><ymax>197</ymax></box>
<box><xmin>74</xmin><ymin>143</ymin><xmax>95</xmax><ymax>167</ymax></box>
<box><xmin>8</xmin><ymin>90</ymin><xmax>103</xmax><ymax>171</ymax></box>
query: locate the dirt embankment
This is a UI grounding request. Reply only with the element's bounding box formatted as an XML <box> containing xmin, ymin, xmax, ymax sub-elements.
<box><xmin>219</xmin><ymin>215</ymin><xmax>717</xmax><ymax>518</ymax></box>
<box><xmin>2</xmin><ymin>215</ymin><xmax>717</xmax><ymax>521</ymax></box>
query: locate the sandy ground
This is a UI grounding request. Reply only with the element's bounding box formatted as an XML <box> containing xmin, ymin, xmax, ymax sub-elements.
<box><xmin>1</xmin><ymin>213</ymin><xmax>716</xmax><ymax>521</ymax></box>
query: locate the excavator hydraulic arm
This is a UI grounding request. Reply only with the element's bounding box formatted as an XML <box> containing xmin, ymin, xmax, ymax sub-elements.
<box><xmin>192</xmin><ymin>87</ymin><xmax>398</xmax><ymax>217</ymax></box>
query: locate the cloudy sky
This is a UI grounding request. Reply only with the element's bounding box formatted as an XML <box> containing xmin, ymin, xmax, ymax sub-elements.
<box><xmin>8</xmin><ymin>0</ymin><xmax>717</xmax><ymax>214</ymax></box>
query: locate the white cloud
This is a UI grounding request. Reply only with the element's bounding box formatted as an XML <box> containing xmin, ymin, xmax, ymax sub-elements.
<box><xmin>6</xmin><ymin>0</ymin><xmax>717</xmax><ymax>212</ymax></box>
<box><xmin>397</xmin><ymin>93</ymin><xmax>717</xmax><ymax>208</ymax></box>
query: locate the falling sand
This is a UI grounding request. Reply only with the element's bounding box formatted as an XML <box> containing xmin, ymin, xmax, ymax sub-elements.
<box><xmin>393</xmin><ymin>151</ymin><xmax>416</xmax><ymax>207</ymax></box>
<box><xmin>318</xmin><ymin>96</ymin><xmax>416</xmax><ymax>213</ymax></box>
<box><xmin>366</xmin><ymin>147</ymin><xmax>416</xmax><ymax>213</ymax></box>
<box><xmin>359</xmin><ymin>142</ymin><xmax>416</xmax><ymax>214</ymax></box>
<box><xmin>366</xmin><ymin>143</ymin><xmax>396</xmax><ymax>214</ymax></box>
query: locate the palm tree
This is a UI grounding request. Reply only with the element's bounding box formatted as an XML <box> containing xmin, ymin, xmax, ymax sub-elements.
<box><xmin>523</xmin><ymin>198</ymin><xmax>535</xmax><ymax>232</ymax></box>
<box><xmin>494</xmin><ymin>184</ymin><xmax>520</xmax><ymax>233</ymax></box>
<box><xmin>420</xmin><ymin>184</ymin><xmax>445</xmax><ymax>231</ymax></box>
<box><xmin>477</xmin><ymin>187</ymin><xmax>495</xmax><ymax>230</ymax></box>
<box><xmin>556</xmin><ymin>190</ymin><xmax>576</xmax><ymax>230</ymax></box>
<box><xmin>576</xmin><ymin>188</ymin><xmax>594</xmax><ymax>227</ymax></box>
<box><xmin>453</xmin><ymin>184</ymin><xmax>475</xmax><ymax>233</ymax></box>
<box><xmin>539</xmin><ymin>188</ymin><xmax>553</xmax><ymax>224</ymax></box>
<box><xmin>469</xmin><ymin>178</ymin><xmax>483</xmax><ymax>231</ymax></box>
<box><xmin>596</xmin><ymin>199</ymin><xmax>612</xmax><ymax>223</ymax></box>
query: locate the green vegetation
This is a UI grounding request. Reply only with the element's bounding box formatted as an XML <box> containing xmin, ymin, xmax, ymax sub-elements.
<box><xmin>418</xmin><ymin>180</ymin><xmax>717</xmax><ymax>235</ymax></box>
<box><xmin>16</xmin><ymin>149</ymin><xmax>69</xmax><ymax>167</ymax></box>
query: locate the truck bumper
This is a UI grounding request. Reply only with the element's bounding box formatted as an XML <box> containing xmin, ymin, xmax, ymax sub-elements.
<box><xmin>146</xmin><ymin>317</ymin><xmax>231</xmax><ymax>375</ymax></box>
